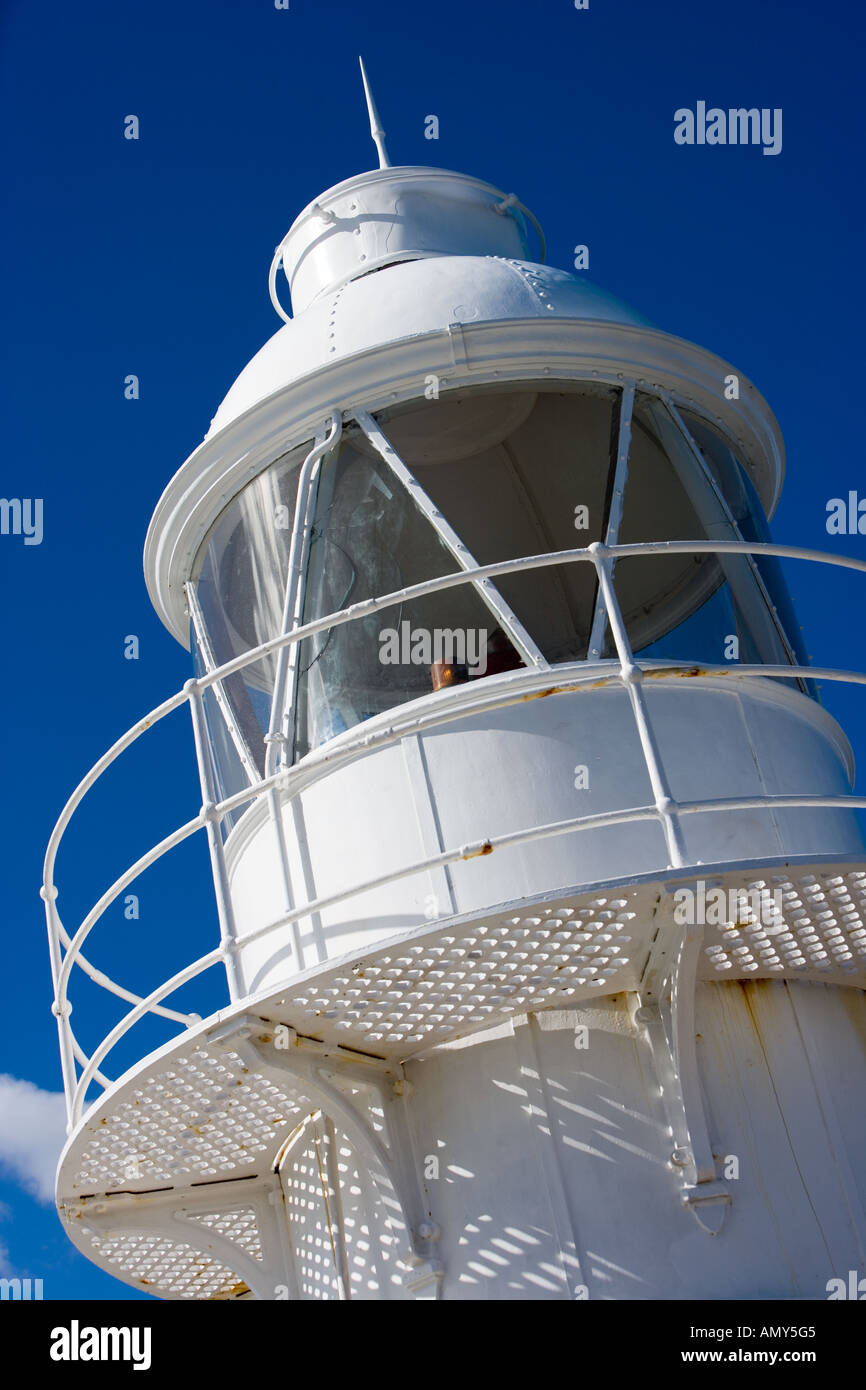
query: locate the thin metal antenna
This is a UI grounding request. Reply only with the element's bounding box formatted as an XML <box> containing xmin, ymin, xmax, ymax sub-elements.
<box><xmin>359</xmin><ymin>55</ymin><xmax>391</xmax><ymax>169</ymax></box>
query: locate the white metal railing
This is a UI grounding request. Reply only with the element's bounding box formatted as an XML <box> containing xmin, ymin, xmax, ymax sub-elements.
<box><xmin>42</xmin><ymin>537</ymin><xmax>866</xmax><ymax>1129</ymax></box>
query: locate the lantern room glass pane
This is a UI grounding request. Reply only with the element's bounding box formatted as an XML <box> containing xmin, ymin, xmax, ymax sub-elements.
<box><xmin>189</xmin><ymin>379</ymin><xmax>816</xmax><ymax>818</ymax></box>
<box><xmin>192</xmin><ymin>440</ymin><xmax>311</xmax><ymax>789</ymax></box>
<box><xmin>293</xmin><ymin>431</ymin><xmax>511</xmax><ymax>759</ymax></box>
<box><xmin>679</xmin><ymin>409</ymin><xmax>811</xmax><ymax>675</ymax></box>
<box><xmin>190</xmin><ymin>633</ymin><xmax>253</xmax><ymax>831</ymax></box>
<box><xmin>608</xmin><ymin>395</ymin><xmax>806</xmax><ymax>689</ymax></box>
<box><xmin>374</xmin><ymin>384</ymin><xmax>620</xmax><ymax>664</ymax></box>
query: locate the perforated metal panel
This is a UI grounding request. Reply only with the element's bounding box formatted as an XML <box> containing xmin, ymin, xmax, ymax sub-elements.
<box><xmin>70</xmin><ymin>1047</ymin><xmax>310</xmax><ymax>1192</ymax></box>
<box><xmin>702</xmin><ymin>869</ymin><xmax>866</xmax><ymax>978</ymax></box>
<box><xmin>88</xmin><ymin>1230</ymin><xmax>248</xmax><ymax>1300</ymax></box>
<box><xmin>183</xmin><ymin>1206</ymin><xmax>265</xmax><ymax>1264</ymax></box>
<box><xmin>282</xmin><ymin>1118</ymin><xmax>343</xmax><ymax>1300</ymax></box>
<box><xmin>268</xmin><ymin>894</ymin><xmax>642</xmax><ymax>1055</ymax></box>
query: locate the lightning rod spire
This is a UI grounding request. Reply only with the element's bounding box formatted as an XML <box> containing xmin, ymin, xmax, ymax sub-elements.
<box><xmin>359</xmin><ymin>55</ymin><xmax>391</xmax><ymax>169</ymax></box>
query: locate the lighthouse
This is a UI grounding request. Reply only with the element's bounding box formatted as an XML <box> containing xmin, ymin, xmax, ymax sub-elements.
<box><xmin>43</xmin><ymin>62</ymin><xmax>866</xmax><ymax>1301</ymax></box>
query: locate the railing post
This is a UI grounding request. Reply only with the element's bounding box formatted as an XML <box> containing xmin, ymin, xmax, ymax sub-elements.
<box><xmin>187</xmin><ymin>680</ymin><xmax>245</xmax><ymax>999</ymax></box>
<box><xmin>589</xmin><ymin>542</ymin><xmax>687</xmax><ymax>870</ymax></box>
<box><xmin>41</xmin><ymin>884</ymin><xmax>77</xmax><ymax>1128</ymax></box>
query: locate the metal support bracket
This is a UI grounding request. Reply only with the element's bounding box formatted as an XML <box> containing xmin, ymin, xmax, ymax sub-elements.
<box><xmin>217</xmin><ymin>1017</ymin><xmax>444</xmax><ymax>1298</ymax></box>
<box><xmin>65</xmin><ymin>1172</ymin><xmax>291</xmax><ymax>1300</ymax></box>
<box><xmin>635</xmin><ymin>920</ymin><xmax>731</xmax><ymax>1234</ymax></box>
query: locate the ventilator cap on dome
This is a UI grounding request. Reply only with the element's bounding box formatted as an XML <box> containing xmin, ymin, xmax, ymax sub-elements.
<box><xmin>273</xmin><ymin>57</ymin><xmax>544</xmax><ymax>315</ymax></box>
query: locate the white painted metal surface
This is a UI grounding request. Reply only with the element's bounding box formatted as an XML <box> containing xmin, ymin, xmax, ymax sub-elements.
<box><xmin>45</xmin><ymin>84</ymin><xmax>866</xmax><ymax>1299</ymax></box>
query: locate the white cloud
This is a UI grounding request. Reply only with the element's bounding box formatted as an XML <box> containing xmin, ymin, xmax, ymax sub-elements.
<box><xmin>0</xmin><ymin>1075</ymin><xmax>66</xmax><ymax>1204</ymax></box>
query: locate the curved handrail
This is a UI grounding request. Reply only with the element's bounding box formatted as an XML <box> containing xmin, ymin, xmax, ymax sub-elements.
<box><xmin>53</xmin><ymin>658</ymin><xmax>866</xmax><ymax>1000</ymax></box>
<box><xmin>44</xmin><ymin>539</ymin><xmax>866</xmax><ymax>1126</ymax></box>
<box><xmin>147</xmin><ymin>539</ymin><xmax>866</xmax><ymax>695</ymax></box>
<box><xmin>41</xmin><ymin>537</ymin><xmax>866</xmax><ymax>891</ymax></box>
<box><xmin>43</xmin><ymin>687</ymin><xmax>188</xmax><ymax>892</ymax></box>
<box><xmin>494</xmin><ymin>192</ymin><xmax>547</xmax><ymax>263</ymax></box>
<box><xmin>64</xmin><ymin>775</ymin><xmax>866</xmax><ymax>1127</ymax></box>
<box><xmin>56</xmin><ymin>813</ymin><xmax>206</xmax><ymax>1002</ymax></box>
<box><xmin>226</xmin><ymin>791</ymin><xmax>866</xmax><ymax>957</ymax></box>
<box><xmin>72</xmin><ymin>948</ymin><xmax>223</xmax><ymax>1127</ymax></box>
<box><xmin>268</xmin><ymin>238</ymin><xmax>293</xmax><ymax>326</ymax></box>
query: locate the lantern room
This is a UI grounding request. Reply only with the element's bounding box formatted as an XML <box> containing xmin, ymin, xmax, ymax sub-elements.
<box><xmin>190</xmin><ymin>381</ymin><xmax>811</xmax><ymax>787</ymax></box>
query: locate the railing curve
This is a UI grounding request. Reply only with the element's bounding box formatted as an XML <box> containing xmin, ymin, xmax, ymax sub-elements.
<box><xmin>43</xmin><ymin>540</ymin><xmax>866</xmax><ymax>1127</ymax></box>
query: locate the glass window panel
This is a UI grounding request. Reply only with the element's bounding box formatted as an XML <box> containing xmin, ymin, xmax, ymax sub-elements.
<box><xmin>294</xmin><ymin>430</ymin><xmax>511</xmax><ymax>759</ymax></box>
<box><xmin>191</xmin><ymin>632</ymin><xmax>252</xmax><ymax>832</ymax></box>
<box><xmin>679</xmin><ymin>409</ymin><xmax>812</xmax><ymax>675</ymax></box>
<box><xmin>191</xmin><ymin>440</ymin><xmax>312</xmax><ymax>783</ymax></box>
<box><xmin>188</xmin><ymin>383</ymin><xmax>818</xmax><ymax>815</ymax></box>
<box><xmin>609</xmin><ymin>395</ymin><xmax>803</xmax><ymax>686</ymax></box>
<box><xmin>377</xmin><ymin>384</ymin><xmax>620</xmax><ymax>663</ymax></box>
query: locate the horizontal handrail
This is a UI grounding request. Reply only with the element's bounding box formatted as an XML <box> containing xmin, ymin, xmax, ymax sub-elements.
<box><xmin>43</xmin><ymin>689</ymin><xmax>189</xmax><ymax>895</ymax></box>
<box><xmin>151</xmin><ymin>539</ymin><xmax>866</xmax><ymax>696</ymax></box>
<box><xmin>52</xmin><ymin>658</ymin><xmax>866</xmax><ymax>1025</ymax></box>
<box><xmin>46</xmin><ymin>903</ymin><xmax>197</xmax><ymax>1026</ymax></box>
<box><xmin>42</xmin><ymin>539</ymin><xmax>866</xmax><ymax>885</ymax></box>
<box><xmin>233</xmin><ymin>792</ymin><xmax>866</xmax><ymax>956</ymax></box>
<box><xmin>56</xmin><ymin>813</ymin><xmax>206</xmax><ymax>1003</ymax></box>
<box><xmin>71</xmin><ymin>948</ymin><xmax>223</xmax><ymax>1127</ymax></box>
<box><xmin>44</xmin><ymin>539</ymin><xmax>866</xmax><ymax>1127</ymax></box>
<box><xmin>67</xmin><ymin>785</ymin><xmax>866</xmax><ymax>1126</ymax></box>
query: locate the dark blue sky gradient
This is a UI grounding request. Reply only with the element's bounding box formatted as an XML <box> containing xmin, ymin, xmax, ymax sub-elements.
<box><xmin>1</xmin><ymin>0</ymin><xmax>863</xmax><ymax>1299</ymax></box>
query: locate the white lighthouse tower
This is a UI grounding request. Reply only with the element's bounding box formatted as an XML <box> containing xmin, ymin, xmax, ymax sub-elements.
<box><xmin>44</xmin><ymin>65</ymin><xmax>866</xmax><ymax>1301</ymax></box>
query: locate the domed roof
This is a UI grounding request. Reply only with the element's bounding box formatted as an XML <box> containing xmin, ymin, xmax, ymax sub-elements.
<box><xmin>208</xmin><ymin>251</ymin><xmax>650</xmax><ymax>437</ymax></box>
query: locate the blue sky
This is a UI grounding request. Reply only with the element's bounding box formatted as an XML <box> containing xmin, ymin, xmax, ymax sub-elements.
<box><xmin>1</xmin><ymin>0</ymin><xmax>863</xmax><ymax>1300</ymax></box>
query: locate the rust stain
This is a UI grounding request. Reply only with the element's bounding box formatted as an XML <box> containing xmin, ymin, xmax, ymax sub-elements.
<box><xmin>843</xmin><ymin>989</ymin><xmax>866</xmax><ymax>1048</ymax></box>
<box><xmin>737</xmin><ymin>978</ymin><xmax>775</xmax><ymax>1001</ymax></box>
<box><xmin>519</xmin><ymin>668</ymin><xmax>733</xmax><ymax>699</ymax></box>
<box><xmin>643</xmin><ymin>665</ymin><xmax>705</xmax><ymax>680</ymax></box>
<box><xmin>644</xmin><ymin>665</ymin><xmax>739</xmax><ymax>681</ymax></box>
<box><xmin>735</xmin><ymin>977</ymin><xmax>776</xmax><ymax>1039</ymax></box>
<box><xmin>521</xmin><ymin>680</ymin><xmax>611</xmax><ymax>700</ymax></box>
<box><xmin>464</xmin><ymin>841</ymin><xmax>494</xmax><ymax>859</ymax></box>
<box><xmin>521</xmin><ymin>685</ymin><xmax>568</xmax><ymax>701</ymax></box>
